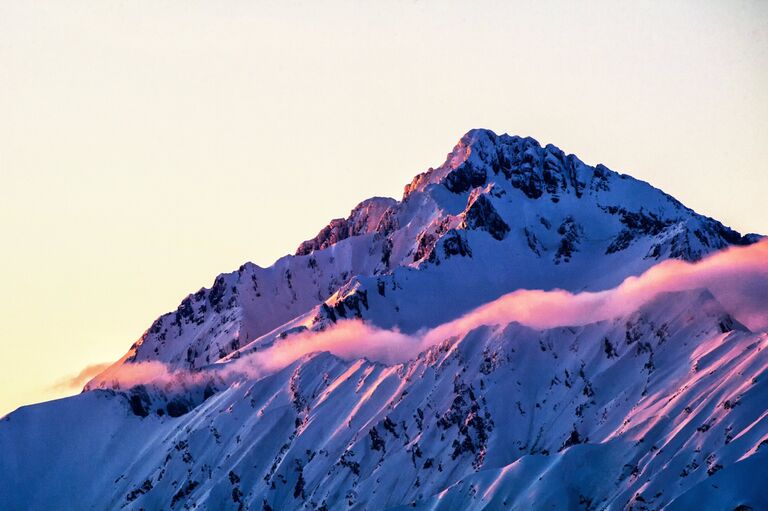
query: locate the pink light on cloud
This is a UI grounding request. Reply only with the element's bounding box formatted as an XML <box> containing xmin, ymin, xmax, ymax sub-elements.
<box><xmin>85</xmin><ymin>239</ymin><xmax>768</xmax><ymax>391</ymax></box>
<box><xmin>426</xmin><ymin>237</ymin><xmax>768</xmax><ymax>341</ymax></box>
<box><xmin>52</xmin><ymin>362</ymin><xmax>113</xmax><ymax>390</ymax></box>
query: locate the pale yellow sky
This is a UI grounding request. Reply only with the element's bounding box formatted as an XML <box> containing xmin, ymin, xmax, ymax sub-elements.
<box><xmin>1</xmin><ymin>0</ymin><xmax>766</xmax><ymax>416</ymax></box>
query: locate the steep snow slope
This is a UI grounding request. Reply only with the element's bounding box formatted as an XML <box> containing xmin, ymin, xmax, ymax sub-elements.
<box><xmin>2</xmin><ymin>289</ymin><xmax>766</xmax><ymax>510</ymax></box>
<box><xmin>1</xmin><ymin>129</ymin><xmax>765</xmax><ymax>511</ymax></box>
<box><xmin>121</xmin><ymin>129</ymin><xmax>757</xmax><ymax>371</ymax></box>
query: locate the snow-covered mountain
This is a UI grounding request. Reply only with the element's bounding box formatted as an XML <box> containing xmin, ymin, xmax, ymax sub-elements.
<box><xmin>114</xmin><ymin>129</ymin><xmax>756</xmax><ymax>371</ymax></box>
<box><xmin>1</xmin><ymin>129</ymin><xmax>765</xmax><ymax>511</ymax></box>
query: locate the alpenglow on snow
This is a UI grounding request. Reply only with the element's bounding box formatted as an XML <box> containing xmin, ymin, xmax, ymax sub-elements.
<box><xmin>2</xmin><ymin>129</ymin><xmax>766</xmax><ymax>511</ymax></box>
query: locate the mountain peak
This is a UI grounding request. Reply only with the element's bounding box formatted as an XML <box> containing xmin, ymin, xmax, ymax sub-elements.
<box><xmin>403</xmin><ymin>128</ymin><xmax>584</xmax><ymax>199</ymax></box>
<box><xmin>453</xmin><ymin>127</ymin><xmax>501</xmax><ymax>159</ymax></box>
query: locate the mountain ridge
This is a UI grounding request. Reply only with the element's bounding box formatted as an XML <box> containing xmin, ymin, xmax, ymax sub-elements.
<box><xmin>112</xmin><ymin>128</ymin><xmax>758</xmax><ymax>372</ymax></box>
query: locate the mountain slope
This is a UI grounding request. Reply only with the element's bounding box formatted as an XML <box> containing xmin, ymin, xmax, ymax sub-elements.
<box><xmin>1</xmin><ymin>129</ymin><xmax>765</xmax><ymax>511</ymax></box>
<box><xmin>119</xmin><ymin>129</ymin><xmax>756</xmax><ymax>371</ymax></box>
<box><xmin>2</xmin><ymin>289</ymin><xmax>767</xmax><ymax>510</ymax></box>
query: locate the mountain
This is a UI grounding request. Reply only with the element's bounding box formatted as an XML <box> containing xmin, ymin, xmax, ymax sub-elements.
<box><xmin>1</xmin><ymin>129</ymin><xmax>765</xmax><ymax>511</ymax></box>
<box><xmin>111</xmin><ymin>129</ymin><xmax>756</xmax><ymax>371</ymax></box>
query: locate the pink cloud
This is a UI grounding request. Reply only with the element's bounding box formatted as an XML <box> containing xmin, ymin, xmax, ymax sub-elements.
<box><xmin>85</xmin><ymin>239</ymin><xmax>768</xmax><ymax>390</ymax></box>
<box><xmin>426</xmin><ymin>237</ymin><xmax>768</xmax><ymax>342</ymax></box>
<box><xmin>52</xmin><ymin>362</ymin><xmax>113</xmax><ymax>390</ymax></box>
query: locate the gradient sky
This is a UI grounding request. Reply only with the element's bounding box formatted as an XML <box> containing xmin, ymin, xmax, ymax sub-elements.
<box><xmin>1</xmin><ymin>0</ymin><xmax>766</xmax><ymax>417</ymax></box>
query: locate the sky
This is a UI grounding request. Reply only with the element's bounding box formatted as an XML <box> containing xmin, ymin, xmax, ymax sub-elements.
<box><xmin>1</xmin><ymin>0</ymin><xmax>766</xmax><ymax>417</ymax></box>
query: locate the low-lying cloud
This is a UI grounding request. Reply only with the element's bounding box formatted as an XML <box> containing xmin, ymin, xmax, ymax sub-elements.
<box><xmin>53</xmin><ymin>362</ymin><xmax>113</xmax><ymax>390</ymax></box>
<box><xmin>427</xmin><ymin>237</ymin><xmax>768</xmax><ymax>339</ymax></box>
<box><xmin>86</xmin><ymin>239</ymin><xmax>768</xmax><ymax>391</ymax></box>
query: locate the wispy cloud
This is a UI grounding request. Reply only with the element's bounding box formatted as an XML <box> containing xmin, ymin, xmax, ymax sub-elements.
<box><xmin>52</xmin><ymin>362</ymin><xmax>113</xmax><ymax>391</ymax></box>
<box><xmin>85</xmin><ymin>239</ymin><xmax>768</xmax><ymax>391</ymax></box>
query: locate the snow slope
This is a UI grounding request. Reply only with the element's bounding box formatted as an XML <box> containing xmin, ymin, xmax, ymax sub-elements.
<box><xmin>2</xmin><ymin>289</ymin><xmax>767</xmax><ymax>510</ymax></box>
<box><xmin>115</xmin><ymin>129</ymin><xmax>757</xmax><ymax>371</ymax></box>
<box><xmin>1</xmin><ymin>129</ymin><xmax>765</xmax><ymax>511</ymax></box>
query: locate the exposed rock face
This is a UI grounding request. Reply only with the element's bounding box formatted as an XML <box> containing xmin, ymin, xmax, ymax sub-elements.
<box><xmin>409</xmin><ymin>130</ymin><xmax>590</xmax><ymax>202</ymax></box>
<box><xmin>295</xmin><ymin>217</ymin><xmax>351</xmax><ymax>256</ymax></box>
<box><xmin>295</xmin><ymin>197</ymin><xmax>396</xmax><ymax>255</ymax></box>
<box><xmin>444</xmin><ymin>160</ymin><xmax>488</xmax><ymax>194</ymax></box>
<box><xmin>554</xmin><ymin>215</ymin><xmax>582</xmax><ymax>263</ymax></box>
<box><xmin>460</xmin><ymin>191</ymin><xmax>510</xmax><ymax>241</ymax></box>
<box><xmin>605</xmin><ymin>206</ymin><xmax>674</xmax><ymax>255</ymax></box>
<box><xmin>426</xmin><ymin>229</ymin><xmax>473</xmax><ymax>265</ymax></box>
